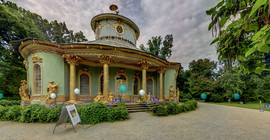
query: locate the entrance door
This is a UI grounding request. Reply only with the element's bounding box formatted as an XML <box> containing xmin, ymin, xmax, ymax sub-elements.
<box><xmin>116</xmin><ymin>75</ymin><xmax>127</xmax><ymax>97</ymax></box>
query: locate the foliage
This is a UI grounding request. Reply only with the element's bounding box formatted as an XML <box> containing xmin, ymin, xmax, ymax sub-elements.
<box><xmin>218</xmin><ymin>70</ymin><xmax>243</xmax><ymax>100</ymax></box>
<box><xmin>80</xmin><ymin>102</ymin><xmax>109</xmax><ymax>125</ymax></box>
<box><xmin>150</xmin><ymin>99</ymin><xmax>198</xmax><ymax>116</ymax></box>
<box><xmin>138</xmin><ymin>95</ymin><xmax>146</xmax><ymax>104</ymax></box>
<box><xmin>0</xmin><ymin>99</ymin><xmax>20</xmax><ymax>106</ymax></box>
<box><xmin>206</xmin><ymin>0</ymin><xmax>270</xmax><ymax>74</ymax></box>
<box><xmin>20</xmin><ymin>104</ymin><xmax>46</xmax><ymax>123</ymax></box>
<box><xmin>209</xmin><ymin>94</ymin><xmax>224</xmax><ymax>103</ymax></box>
<box><xmin>107</xmin><ymin>106</ymin><xmax>129</xmax><ymax>122</ymax></box>
<box><xmin>189</xmin><ymin>58</ymin><xmax>217</xmax><ymax>78</ymax></box>
<box><xmin>139</xmin><ymin>34</ymin><xmax>173</xmax><ymax>60</ymax></box>
<box><xmin>46</xmin><ymin>105</ymin><xmax>62</xmax><ymax>123</ymax></box>
<box><xmin>0</xmin><ymin>1</ymin><xmax>88</xmax><ymax>98</ymax></box>
<box><xmin>0</xmin><ymin>105</ymin><xmax>9</xmax><ymax>120</ymax></box>
<box><xmin>5</xmin><ymin>105</ymin><xmax>22</xmax><ymax>121</ymax></box>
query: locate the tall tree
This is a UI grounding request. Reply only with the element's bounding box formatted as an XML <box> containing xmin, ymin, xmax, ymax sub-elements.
<box><xmin>189</xmin><ymin>58</ymin><xmax>217</xmax><ymax>78</ymax></box>
<box><xmin>0</xmin><ymin>1</ymin><xmax>88</xmax><ymax>98</ymax></box>
<box><xmin>207</xmin><ymin>0</ymin><xmax>270</xmax><ymax>74</ymax></box>
<box><xmin>139</xmin><ymin>34</ymin><xmax>173</xmax><ymax>60</ymax></box>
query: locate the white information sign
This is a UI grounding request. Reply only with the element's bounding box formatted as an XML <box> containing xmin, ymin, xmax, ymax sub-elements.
<box><xmin>66</xmin><ymin>104</ymin><xmax>81</xmax><ymax>125</ymax></box>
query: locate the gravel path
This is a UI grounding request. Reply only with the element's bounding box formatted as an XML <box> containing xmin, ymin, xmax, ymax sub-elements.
<box><xmin>0</xmin><ymin>103</ymin><xmax>270</xmax><ymax>140</ymax></box>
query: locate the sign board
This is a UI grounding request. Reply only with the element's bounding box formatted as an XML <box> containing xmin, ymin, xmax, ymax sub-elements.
<box><xmin>66</xmin><ymin>104</ymin><xmax>81</xmax><ymax>125</ymax></box>
<box><xmin>112</xmin><ymin>99</ymin><xmax>121</xmax><ymax>103</ymax></box>
<box><xmin>53</xmin><ymin>104</ymin><xmax>81</xmax><ymax>134</ymax></box>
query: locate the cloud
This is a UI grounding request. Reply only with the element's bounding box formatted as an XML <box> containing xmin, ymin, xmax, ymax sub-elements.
<box><xmin>10</xmin><ymin>0</ymin><xmax>219</xmax><ymax>70</ymax></box>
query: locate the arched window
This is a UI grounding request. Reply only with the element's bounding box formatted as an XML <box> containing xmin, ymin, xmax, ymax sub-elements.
<box><xmin>80</xmin><ymin>74</ymin><xmax>89</xmax><ymax>95</ymax></box>
<box><xmin>115</xmin><ymin>74</ymin><xmax>128</xmax><ymax>97</ymax></box>
<box><xmin>34</xmin><ymin>64</ymin><xmax>42</xmax><ymax>94</ymax></box>
<box><xmin>133</xmin><ymin>76</ymin><xmax>140</xmax><ymax>95</ymax></box>
<box><xmin>147</xmin><ymin>78</ymin><xmax>154</xmax><ymax>95</ymax></box>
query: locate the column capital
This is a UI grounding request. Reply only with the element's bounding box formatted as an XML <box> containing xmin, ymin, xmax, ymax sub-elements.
<box><xmin>62</xmin><ymin>54</ymin><xmax>81</xmax><ymax>65</ymax></box>
<box><xmin>157</xmin><ymin>66</ymin><xmax>166</xmax><ymax>74</ymax></box>
<box><xmin>138</xmin><ymin>61</ymin><xmax>151</xmax><ymax>70</ymax></box>
<box><xmin>98</xmin><ymin>55</ymin><xmax>114</xmax><ymax>64</ymax></box>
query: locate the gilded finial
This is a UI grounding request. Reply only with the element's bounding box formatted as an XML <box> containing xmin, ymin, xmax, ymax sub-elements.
<box><xmin>109</xmin><ymin>4</ymin><xmax>119</xmax><ymax>14</ymax></box>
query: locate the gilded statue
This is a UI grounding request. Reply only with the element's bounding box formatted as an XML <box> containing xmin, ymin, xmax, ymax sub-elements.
<box><xmin>176</xmin><ymin>88</ymin><xmax>180</xmax><ymax>101</ymax></box>
<box><xmin>147</xmin><ymin>92</ymin><xmax>151</xmax><ymax>101</ymax></box>
<box><xmin>107</xmin><ymin>91</ymin><xmax>114</xmax><ymax>103</ymax></box>
<box><xmin>46</xmin><ymin>81</ymin><xmax>60</xmax><ymax>100</ymax></box>
<box><xmin>94</xmin><ymin>92</ymin><xmax>104</xmax><ymax>102</ymax></box>
<box><xmin>19</xmin><ymin>80</ymin><xmax>30</xmax><ymax>101</ymax></box>
<box><xmin>170</xmin><ymin>86</ymin><xmax>175</xmax><ymax>101</ymax></box>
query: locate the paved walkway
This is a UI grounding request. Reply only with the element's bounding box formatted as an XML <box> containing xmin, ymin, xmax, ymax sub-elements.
<box><xmin>0</xmin><ymin>103</ymin><xmax>270</xmax><ymax>140</ymax></box>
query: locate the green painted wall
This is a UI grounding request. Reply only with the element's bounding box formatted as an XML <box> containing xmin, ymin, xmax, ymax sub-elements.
<box><xmin>28</xmin><ymin>52</ymin><xmax>66</xmax><ymax>96</ymax></box>
<box><xmin>164</xmin><ymin>69</ymin><xmax>176</xmax><ymax>97</ymax></box>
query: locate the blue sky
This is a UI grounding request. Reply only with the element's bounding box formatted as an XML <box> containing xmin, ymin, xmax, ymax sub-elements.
<box><xmin>10</xmin><ymin>0</ymin><xmax>219</xmax><ymax>69</ymax></box>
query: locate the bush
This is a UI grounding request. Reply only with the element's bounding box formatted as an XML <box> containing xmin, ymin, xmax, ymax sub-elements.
<box><xmin>46</xmin><ymin>105</ymin><xmax>62</xmax><ymax>123</ymax></box>
<box><xmin>209</xmin><ymin>94</ymin><xmax>224</xmax><ymax>103</ymax></box>
<box><xmin>0</xmin><ymin>105</ymin><xmax>9</xmax><ymax>120</ymax></box>
<box><xmin>0</xmin><ymin>100</ymin><xmax>21</xmax><ymax>107</ymax></box>
<box><xmin>80</xmin><ymin>102</ymin><xmax>109</xmax><ymax>124</ymax></box>
<box><xmin>184</xmin><ymin>100</ymin><xmax>196</xmax><ymax>111</ymax></box>
<box><xmin>107</xmin><ymin>106</ymin><xmax>129</xmax><ymax>122</ymax></box>
<box><xmin>167</xmin><ymin>102</ymin><xmax>180</xmax><ymax>115</ymax></box>
<box><xmin>5</xmin><ymin>105</ymin><xmax>22</xmax><ymax>121</ymax></box>
<box><xmin>20</xmin><ymin>104</ymin><xmax>47</xmax><ymax>123</ymax></box>
<box><xmin>156</xmin><ymin>105</ymin><xmax>168</xmax><ymax>116</ymax></box>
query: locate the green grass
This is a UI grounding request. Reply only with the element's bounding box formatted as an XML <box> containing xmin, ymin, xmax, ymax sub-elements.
<box><xmin>207</xmin><ymin>102</ymin><xmax>270</xmax><ymax>111</ymax></box>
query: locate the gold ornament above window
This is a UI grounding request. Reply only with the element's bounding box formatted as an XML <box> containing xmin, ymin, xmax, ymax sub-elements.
<box><xmin>95</xmin><ymin>22</ymin><xmax>102</xmax><ymax>37</ymax></box>
<box><xmin>113</xmin><ymin>21</ymin><xmax>125</xmax><ymax>36</ymax></box>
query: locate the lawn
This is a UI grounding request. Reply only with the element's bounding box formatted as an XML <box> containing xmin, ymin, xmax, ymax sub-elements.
<box><xmin>207</xmin><ymin>102</ymin><xmax>270</xmax><ymax>112</ymax></box>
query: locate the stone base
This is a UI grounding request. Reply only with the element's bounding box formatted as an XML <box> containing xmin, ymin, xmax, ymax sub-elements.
<box><xmin>21</xmin><ymin>100</ymin><xmax>31</xmax><ymax>107</ymax></box>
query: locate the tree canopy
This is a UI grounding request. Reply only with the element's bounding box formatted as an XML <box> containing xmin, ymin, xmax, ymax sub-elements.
<box><xmin>0</xmin><ymin>1</ymin><xmax>88</xmax><ymax>98</ymax></box>
<box><xmin>139</xmin><ymin>34</ymin><xmax>173</xmax><ymax>60</ymax></box>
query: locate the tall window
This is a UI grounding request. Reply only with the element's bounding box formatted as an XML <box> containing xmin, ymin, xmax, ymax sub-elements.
<box><xmin>34</xmin><ymin>64</ymin><xmax>41</xmax><ymax>94</ymax></box>
<box><xmin>116</xmin><ymin>74</ymin><xmax>127</xmax><ymax>96</ymax></box>
<box><xmin>100</xmin><ymin>75</ymin><xmax>103</xmax><ymax>94</ymax></box>
<box><xmin>147</xmin><ymin>78</ymin><xmax>153</xmax><ymax>95</ymax></box>
<box><xmin>133</xmin><ymin>77</ymin><xmax>139</xmax><ymax>95</ymax></box>
<box><xmin>80</xmin><ymin>74</ymin><xmax>89</xmax><ymax>95</ymax></box>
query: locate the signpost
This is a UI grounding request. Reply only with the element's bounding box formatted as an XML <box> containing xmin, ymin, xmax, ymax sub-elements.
<box><xmin>53</xmin><ymin>104</ymin><xmax>82</xmax><ymax>134</ymax></box>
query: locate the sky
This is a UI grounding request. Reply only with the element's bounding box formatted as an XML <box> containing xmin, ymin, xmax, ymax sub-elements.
<box><xmin>10</xmin><ymin>0</ymin><xmax>219</xmax><ymax>70</ymax></box>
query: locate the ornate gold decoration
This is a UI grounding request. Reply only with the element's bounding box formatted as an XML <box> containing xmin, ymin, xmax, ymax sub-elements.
<box><xmin>113</xmin><ymin>20</ymin><xmax>125</xmax><ymax>36</ymax></box>
<box><xmin>147</xmin><ymin>92</ymin><xmax>151</xmax><ymax>101</ymax></box>
<box><xmin>109</xmin><ymin>4</ymin><xmax>119</xmax><ymax>14</ymax></box>
<box><xmin>169</xmin><ymin>86</ymin><xmax>175</xmax><ymax>101</ymax></box>
<box><xmin>176</xmin><ymin>88</ymin><xmax>179</xmax><ymax>101</ymax></box>
<box><xmin>32</xmin><ymin>54</ymin><xmax>42</xmax><ymax>63</ymax></box>
<box><xmin>138</xmin><ymin>61</ymin><xmax>151</xmax><ymax>70</ymax></box>
<box><xmin>157</xmin><ymin>66</ymin><xmax>166</xmax><ymax>74</ymax></box>
<box><xmin>94</xmin><ymin>92</ymin><xmax>104</xmax><ymax>103</ymax></box>
<box><xmin>46</xmin><ymin>81</ymin><xmax>60</xmax><ymax>101</ymax></box>
<box><xmin>98</xmin><ymin>55</ymin><xmax>114</xmax><ymax>64</ymax></box>
<box><xmin>107</xmin><ymin>91</ymin><xmax>115</xmax><ymax>103</ymax></box>
<box><xmin>95</xmin><ymin>22</ymin><xmax>102</xmax><ymax>37</ymax></box>
<box><xmin>23</xmin><ymin>60</ymin><xmax>28</xmax><ymax>70</ymax></box>
<box><xmin>19</xmin><ymin>80</ymin><xmax>30</xmax><ymax>101</ymax></box>
<box><xmin>62</xmin><ymin>54</ymin><xmax>81</xmax><ymax>65</ymax></box>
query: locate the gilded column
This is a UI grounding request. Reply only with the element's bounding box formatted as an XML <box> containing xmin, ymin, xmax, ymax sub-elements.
<box><xmin>98</xmin><ymin>55</ymin><xmax>114</xmax><ymax>100</ymax></box>
<box><xmin>157</xmin><ymin>66</ymin><xmax>166</xmax><ymax>101</ymax></box>
<box><xmin>62</xmin><ymin>54</ymin><xmax>81</xmax><ymax>104</ymax></box>
<box><xmin>138</xmin><ymin>61</ymin><xmax>151</xmax><ymax>100</ymax></box>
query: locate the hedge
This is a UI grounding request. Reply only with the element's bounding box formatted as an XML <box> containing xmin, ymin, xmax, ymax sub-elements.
<box><xmin>0</xmin><ymin>100</ymin><xmax>21</xmax><ymax>107</ymax></box>
<box><xmin>0</xmin><ymin>102</ymin><xmax>129</xmax><ymax>124</ymax></box>
<box><xmin>150</xmin><ymin>99</ymin><xmax>198</xmax><ymax>116</ymax></box>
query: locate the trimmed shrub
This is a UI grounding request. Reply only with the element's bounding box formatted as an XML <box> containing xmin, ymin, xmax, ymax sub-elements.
<box><xmin>0</xmin><ymin>100</ymin><xmax>21</xmax><ymax>107</ymax></box>
<box><xmin>20</xmin><ymin>104</ymin><xmax>47</xmax><ymax>123</ymax></box>
<box><xmin>80</xmin><ymin>102</ymin><xmax>109</xmax><ymax>124</ymax></box>
<box><xmin>107</xmin><ymin>106</ymin><xmax>129</xmax><ymax>122</ymax></box>
<box><xmin>179</xmin><ymin>104</ymin><xmax>186</xmax><ymax>112</ymax></box>
<box><xmin>46</xmin><ymin>105</ymin><xmax>62</xmax><ymax>123</ymax></box>
<box><xmin>167</xmin><ymin>102</ymin><xmax>180</xmax><ymax>115</ymax></box>
<box><xmin>38</xmin><ymin>107</ymin><xmax>49</xmax><ymax>123</ymax></box>
<box><xmin>156</xmin><ymin>105</ymin><xmax>168</xmax><ymax>116</ymax></box>
<box><xmin>0</xmin><ymin>105</ymin><xmax>9</xmax><ymax>120</ymax></box>
<box><xmin>5</xmin><ymin>105</ymin><xmax>22</xmax><ymax>121</ymax></box>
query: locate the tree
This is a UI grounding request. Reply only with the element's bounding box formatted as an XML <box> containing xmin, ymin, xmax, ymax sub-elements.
<box><xmin>139</xmin><ymin>34</ymin><xmax>173</xmax><ymax>60</ymax></box>
<box><xmin>189</xmin><ymin>58</ymin><xmax>217</xmax><ymax>78</ymax></box>
<box><xmin>207</xmin><ymin>0</ymin><xmax>270</xmax><ymax>74</ymax></box>
<box><xmin>0</xmin><ymin>1</ymin><xmax>88</xmax><ymax>98</ymax></box>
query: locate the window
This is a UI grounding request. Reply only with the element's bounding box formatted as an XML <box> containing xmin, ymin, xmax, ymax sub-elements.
<box><xmin>34</xmin><ymin>64</ymin><xmax>42</xmax><ymax>94</ymax></box>
<box><xmin>116</xmin><ymin>74</ymin><xmax>127</xmax><ymax>96</ymax></box>
<box><xmin>80</xmin><ymin>74</ymin><xmax>89</xmax><ymax>95</ymax></box>
<box><xmin>100</xmin><ymin>75</ymin><xmax>103</xmax><ymax>94</ymax></box>
<box><xmin>133</xmin><ymin>77</ymin><xmax>139</xmax><ymax>95</ymax></box>
<box><xmin>147</xmin><ymin>78</ymin><xmax>153</xmax><ymax>95</ymax></box>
